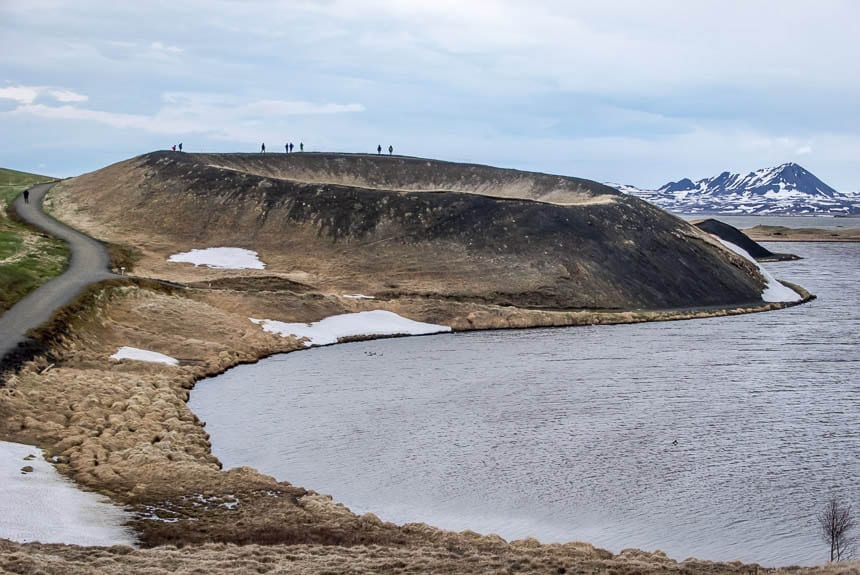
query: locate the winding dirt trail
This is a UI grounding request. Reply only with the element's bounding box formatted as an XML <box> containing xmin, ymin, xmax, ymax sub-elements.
<box><xmin>0</xmin><ymin>183</ymin><xmax>115</xmax><ymax>367</ymax></box>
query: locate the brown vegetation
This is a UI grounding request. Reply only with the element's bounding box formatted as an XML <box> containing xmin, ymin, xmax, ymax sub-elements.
<box><xmin>745</xmin><ymin>225</ymin><xmax>860</xmax><ymax>242</ymax></box>
<box><xmin>0</xmin><ymin>153</ymin><xmax>831</xmax><ymax>573</ymax></box>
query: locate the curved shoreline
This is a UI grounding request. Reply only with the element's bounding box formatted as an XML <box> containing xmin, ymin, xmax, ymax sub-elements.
<box><xmin>0</xmin><ymin>175</ymin><xmax>835</xmax><ymax>572</ymax></box>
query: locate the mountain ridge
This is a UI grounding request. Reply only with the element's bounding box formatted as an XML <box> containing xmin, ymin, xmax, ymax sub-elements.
<box><xmin>610</xmin><ymin>162</ymin><xmax>859</xmax><ymax>215</ymax></box>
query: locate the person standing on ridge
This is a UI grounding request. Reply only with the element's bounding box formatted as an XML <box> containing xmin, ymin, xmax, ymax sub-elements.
<box><xmin>261</xmin><ymin>143</ymin><xmax>266</xmax><ymax>153</ymax></box>
<box><xmin>389</xmin><ymin>145</ymin><xmax>393</xmax><ymax>155</ymax></box>
<box><xmin>172</xmin><ymin>144</ymin><xmax>176</xmax><ymax>151</ymax></box>
<box><xmin>377</xmin><ymin>144</ymin><xmax>382</xmax><ymax>155</ymax></box>
<box><xmin>285</xmin><ymin>143</ymin><xmax>289</xmax><ymax>153</ymax></box>
<box><xmin>22</xmin><ymin>189</ymin><xmax>29</xmax><ymax>204</ymax></box>
<box><xmin>299</xmin><ymin>142</ymin><xmax>304</xmax><ymax>152</ymax></box>
<box><xmin>289</xmin><ymin>142</ymin><xmax>294</xmax><ymax>152</ymax></box>
<box><xmin>178</xmin><ymin>142</ymin><xmax>183</xmax><ymax>152</ymax></box>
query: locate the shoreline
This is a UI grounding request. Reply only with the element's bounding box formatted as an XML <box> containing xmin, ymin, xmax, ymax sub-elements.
<box><xmin>1</xmin><ymin>279</ymin><xmax>817</xmax><ymax>560</ymax></box>
<box><xmin>745</xmin><ymin>225</ymin><xmax>860</xmax><ymax>242</ymax></box>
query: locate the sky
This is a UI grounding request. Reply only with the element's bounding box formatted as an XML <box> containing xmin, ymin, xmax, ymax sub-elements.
<box><xmin>1</xmin><ymin>0</ymin><xmax>859</xmax><ymax>191</ymax></box>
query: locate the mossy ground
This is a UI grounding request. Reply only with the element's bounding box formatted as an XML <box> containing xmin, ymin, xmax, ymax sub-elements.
<box><xmin>0</xmin><ymin>168</ymin><xmax>69</xmax><ymax>313</ymax></box>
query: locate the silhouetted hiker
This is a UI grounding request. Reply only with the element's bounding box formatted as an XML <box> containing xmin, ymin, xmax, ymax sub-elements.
<box><xmin>285</xmin><ymin>143</ymin><xmax>289</xmax><ymax>153</ymax></box>
<box><xmin>389</xmin><ymin>145</ymin><xmax>393</xmax><ymax>155</ymax></box>
<box><xmin>261</xmin><ymin>142</ymin><xmax>266</xmax><ymax>153</ymax></box>
<box><xmin>289</xmin><ymin>142</ymin><xmax>294</xmax><ymax>152</ymax></box>
<box><xmin>300</xmin><ymin>142</ymin><xmax>304</xmax><ymax>152</ymax></box>
<box><xmin>377</xmin><ymin>144</ymin><xmax>382</xmax><ymax>155</ymax></box>
<box><xmin>172</xmin><ymin>144</ymin><xmax>176</xmax><ymax>151</ymax></box>
<box><xmin>178</xmin><ymin>142</ymin><xmax>183</xmax><ymax>152</ymax></box>
<box><xmin>22</xmin><ymin>189</ymin><xmax>29</xmax><ymax>204</ymax></box>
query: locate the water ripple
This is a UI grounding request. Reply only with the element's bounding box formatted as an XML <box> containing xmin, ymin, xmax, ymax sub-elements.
<box><xmin>190</xmin><ymin>242</ymin><xmax>859</xmax><ymax>567</ymax></box>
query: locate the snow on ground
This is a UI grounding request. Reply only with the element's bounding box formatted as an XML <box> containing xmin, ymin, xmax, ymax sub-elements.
<box><xmin>342</xmin><ymin>294</ymin><xmax>376</xmax><ymax>300</ymax></box>
<box><xmin>0</xmin><ymin>440</ymin><xmax>136</xmax><ymax>546</ymax></box>
<box><xmin>111</xmin><ymin>346</ymin><xmax>179</xmax><ymax>365</ymax></box>
<box><xmin>251</xmin><ymin>310</ymin><xmax>451</xmax><ymax>347</ymax></box>
<box><xmin>168</xmin><ymin>247</ymin><xmax>265</xmax><ymax>269</ymax></box>
<box><xmin>716</xmin><ymin>239</ymin><xmax>802</xmax><ymax>303</ymax></box>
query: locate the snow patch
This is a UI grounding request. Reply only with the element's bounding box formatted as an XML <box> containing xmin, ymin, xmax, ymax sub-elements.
<box><xmin>251</xmin><ymin>310</ymin><xmax>451</xmax><ymax>347</ymax></box>
<box><xmin>111</xmin><ymin>346</ymin><xmax>179</xmax><ymax>365</ymax></box>
<box><xmin>0</xmin><ymin>441</ymin><xmax>136</xmax><ymax>546</ymax></box>
<box><xmin>168</xmin><ymin>247</ymin><xmax>265</xmax><ymax>269</ymax></box>
<box><xmin>716</xmin><ymin>239</ymin><xmax>802</xmax><ymax>303</ymax></box>
<box><xmin>343</xmin><ymin>294</ymin><xmax>376</xmax><ymax>300</ymax></box>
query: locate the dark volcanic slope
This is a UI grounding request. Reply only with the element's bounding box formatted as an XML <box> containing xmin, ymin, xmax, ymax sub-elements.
<box><xmin>56</xmin><ymin>152</ymin><xmax>774</xmax><ymax>311</ymax></box>
<box><xmin>194</xmin><ymin>152</ymin><xmax>615</xmax><ymax>205</ymax></box>
<box><xmin>694</xmin><ymin>219</ymin><xmax>799</xmax><ymax>262</ymax></box>
<box><xmin>694</xmin><ymin>218</ymin><xmax>776</xmax><ymax>259</ymax></box>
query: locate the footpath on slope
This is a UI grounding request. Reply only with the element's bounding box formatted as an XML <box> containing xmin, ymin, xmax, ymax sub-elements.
<box><xmin>0</xmin><ymin>183</ymin><xmax>115</xmax><ymax>374</ymax></box>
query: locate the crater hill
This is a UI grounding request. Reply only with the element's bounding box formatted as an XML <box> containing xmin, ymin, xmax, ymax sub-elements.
<box><xmin>50</xmin><ymin>151</ymin><xmax>784</xmax><ymax>312</ymax></box>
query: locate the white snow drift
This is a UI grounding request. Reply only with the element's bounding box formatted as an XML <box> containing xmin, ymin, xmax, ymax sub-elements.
<box><xmin>168</xmin><ymin>247</ymin><xmax>265</xmax><ymax>269</ymax></box>
<box><xmin>251</xmin><ymin>310</ymin><xmax>451</xmax><ymax>347</ymax></box>
<box><xmin>111</xmin><ymin>346</ymin><xmax>179</xmax><ymax>365</ymax></box>
<box><xmin>716</xmin><ymin>239</ymin><xmax>802</xmax><ymax>303</ymax></box>
<box><xmin>0</xmin><ymin>440</ymin><xmax>136</xmax><ymax>546</ymax></box>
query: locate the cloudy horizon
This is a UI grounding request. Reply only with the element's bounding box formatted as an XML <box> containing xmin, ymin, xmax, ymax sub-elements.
<box><xmin>2</xmin><ymin>0</ymin><xmax>859</xmax><ymax>191</ymax></box>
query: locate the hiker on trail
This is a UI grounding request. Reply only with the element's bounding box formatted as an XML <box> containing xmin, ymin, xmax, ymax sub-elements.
<box><xmin>22</xmin><ymin>189</ymin><xmax>29</xmax><ymax>204</ymax></box>
<box><xmin>261</xmin><ymin>142</ymin><xmax>266</xmax><ymax>153</ymax></box>
<box><xmin>389</xmin><ymin>145</ymin><xmax>393</xmax><ymax>155</ymax></box>
<box><xmin>377</xmin><ymin>144</ymin><xmax>382</xmax><ymax>155</ymax></box>
<box><xmin>290</xmin><ymin>142</ymin><xmax>294</xmax><ymax>152</ymax></box>
<box><xmin>299</xmin><ymin>142</ymin><xmax>304</xmax><ymax>152</ymax></box>
<box><xmin>285</xmin><ymin>143</ymin><xmax>289</xmax><ymax>153</ymax></box>
<box><xmin>172</xmin><ymin>144</ymin><xmax>176</xmax><ymax>151</ymax></box>
<box><xmin>178</xmin><ymin>142</ymin><xmax>183</xmax><ymax>152</ymax></box>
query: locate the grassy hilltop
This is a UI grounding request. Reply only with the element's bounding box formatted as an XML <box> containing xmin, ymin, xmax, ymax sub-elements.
<box><xmin>0</xmin><ymin>168</ymin><xmax>68</xmax><ymax>313</ymax></box>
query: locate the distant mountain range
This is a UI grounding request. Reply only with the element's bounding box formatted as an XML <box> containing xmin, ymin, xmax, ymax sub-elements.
<box><xmin>609</xmin><ymin>163</ymin><xmax>860</xmax><ymax>215</ymax></box>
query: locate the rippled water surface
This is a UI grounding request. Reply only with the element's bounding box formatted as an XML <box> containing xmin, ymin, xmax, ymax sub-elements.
<box><xmin>190</xmin><ymin>243</ymin><xmax>859</xmax><ymax>566</ymax></box>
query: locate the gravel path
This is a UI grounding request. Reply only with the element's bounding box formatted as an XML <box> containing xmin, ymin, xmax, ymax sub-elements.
<box><xmin>0</xmin><ymin>182</ymin><xmax>115</xmax><ymax>369</ymax></box>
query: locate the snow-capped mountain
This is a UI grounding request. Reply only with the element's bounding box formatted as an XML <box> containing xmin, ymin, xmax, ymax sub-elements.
<box><xmin>610</xmin><ymin>163</ymin><xmax>860</xmax><ymax>215</ymax></box>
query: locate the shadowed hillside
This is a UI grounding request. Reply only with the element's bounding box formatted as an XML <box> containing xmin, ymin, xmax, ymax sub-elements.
<box><xmin>51</xmin><ymin>151</ymin><xmax>775</xmax><ymax>311</ymax></box>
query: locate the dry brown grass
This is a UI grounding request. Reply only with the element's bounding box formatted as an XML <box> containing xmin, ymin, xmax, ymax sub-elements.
<box><xmin>0</xmin><ymin>154</ymin><xmax>830</xmax><ymax>573</ymax></box>
<box><xmin>0</xmin><ymin>280</ymin><xmax>825</xmax><ymax>573</ymax></box>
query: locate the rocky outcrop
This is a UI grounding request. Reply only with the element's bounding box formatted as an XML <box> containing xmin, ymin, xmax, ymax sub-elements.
<box><xmin>693</xmin><ymin>218</ymin><xmax>800</xmax><ymax>261</ymax></box>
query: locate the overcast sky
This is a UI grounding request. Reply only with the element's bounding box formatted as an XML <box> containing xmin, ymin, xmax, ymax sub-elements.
<box><xmin>2</xmin><ymin>0</ymin><xmax>859</xmax><ymax>190</ymax></box>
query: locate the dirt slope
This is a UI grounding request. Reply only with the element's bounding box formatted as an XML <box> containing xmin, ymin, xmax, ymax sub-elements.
<box><xmin>49</xmin><ymin>152</ymin><xmax>771</xmax><ymax>311</ymax></box>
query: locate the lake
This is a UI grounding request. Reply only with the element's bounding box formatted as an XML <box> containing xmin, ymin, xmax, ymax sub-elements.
<box><xmin>189</xmin><ymin>242</ymin><xmax>859</xmax><ymax>567</ymax></box>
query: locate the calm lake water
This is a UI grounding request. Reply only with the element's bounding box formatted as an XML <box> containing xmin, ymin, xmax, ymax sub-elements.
<box><xmin>190</xmin><ymin>242</ymin><xmax>859</xmax><ymax>567</ymax></box>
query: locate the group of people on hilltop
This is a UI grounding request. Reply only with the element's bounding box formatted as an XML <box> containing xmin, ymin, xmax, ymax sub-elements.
<box><xmin>277</xmin><ymin>142</ymin><xmax>303</xmax><ymax>153</ymax></box>
<box><xmin>377</xmin><ymin>144</ymin><xmax>394</xmax><ymax>155</ymax></box>
<box><xmin>261</xmin><ymin>142</ymin><xmax>303</xmax><ymax>153</ymax></box>
<box><xmin>170</xmin><ymin>141</ymin><xmax>399</xmax><ymax>156</ymax></box>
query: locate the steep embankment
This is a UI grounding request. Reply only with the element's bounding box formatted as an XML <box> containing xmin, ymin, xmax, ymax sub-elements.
<box><xmin>693</xmin><ymin>218</ymin><xmax>800</xmax><ymax>261</ymax></box>
<box><xmin>49</xmin><ymin>152</ymin><xmax>772</xmax><ymax>311</ymax></box>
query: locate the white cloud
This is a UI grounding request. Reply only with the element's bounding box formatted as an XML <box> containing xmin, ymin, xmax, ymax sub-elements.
<box><xmin>795</xmin><ymin>145</ymin><xmax>813</xmax><ymax>155</ymax></box>
<box><xmin>0</xmin><ymin>86</ymin><xmax>42</xmax><ymax>104</ymax></box>
<box><xmin>7</xmin><ymin>92</ymin><xmax>365</xmax><ymax>142</ymax></box>
<box><xmin>0</xmin><ymin>85</ymin><xmax>88</xmax><ymax>104</ymax></box>
<box><xmin>47</xmin><ymin>89</ymin><xmax>88</xmax><ymax>103</ymax></box>
<box><xmin>151</xmin><ymin>41</ymin><xmax>183</xmax><ymax>54</ymax></box>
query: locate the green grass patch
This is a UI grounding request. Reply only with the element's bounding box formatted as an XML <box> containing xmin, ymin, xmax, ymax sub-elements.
<box><xmin>0</xmin><ymin>167</ymin><xmax>69</xmax><ymax>314</ymax></box>
<box><xmin>0</xmin><ymin>167</ymin><xmax>54</xmax><ymax>204</ymax></box>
